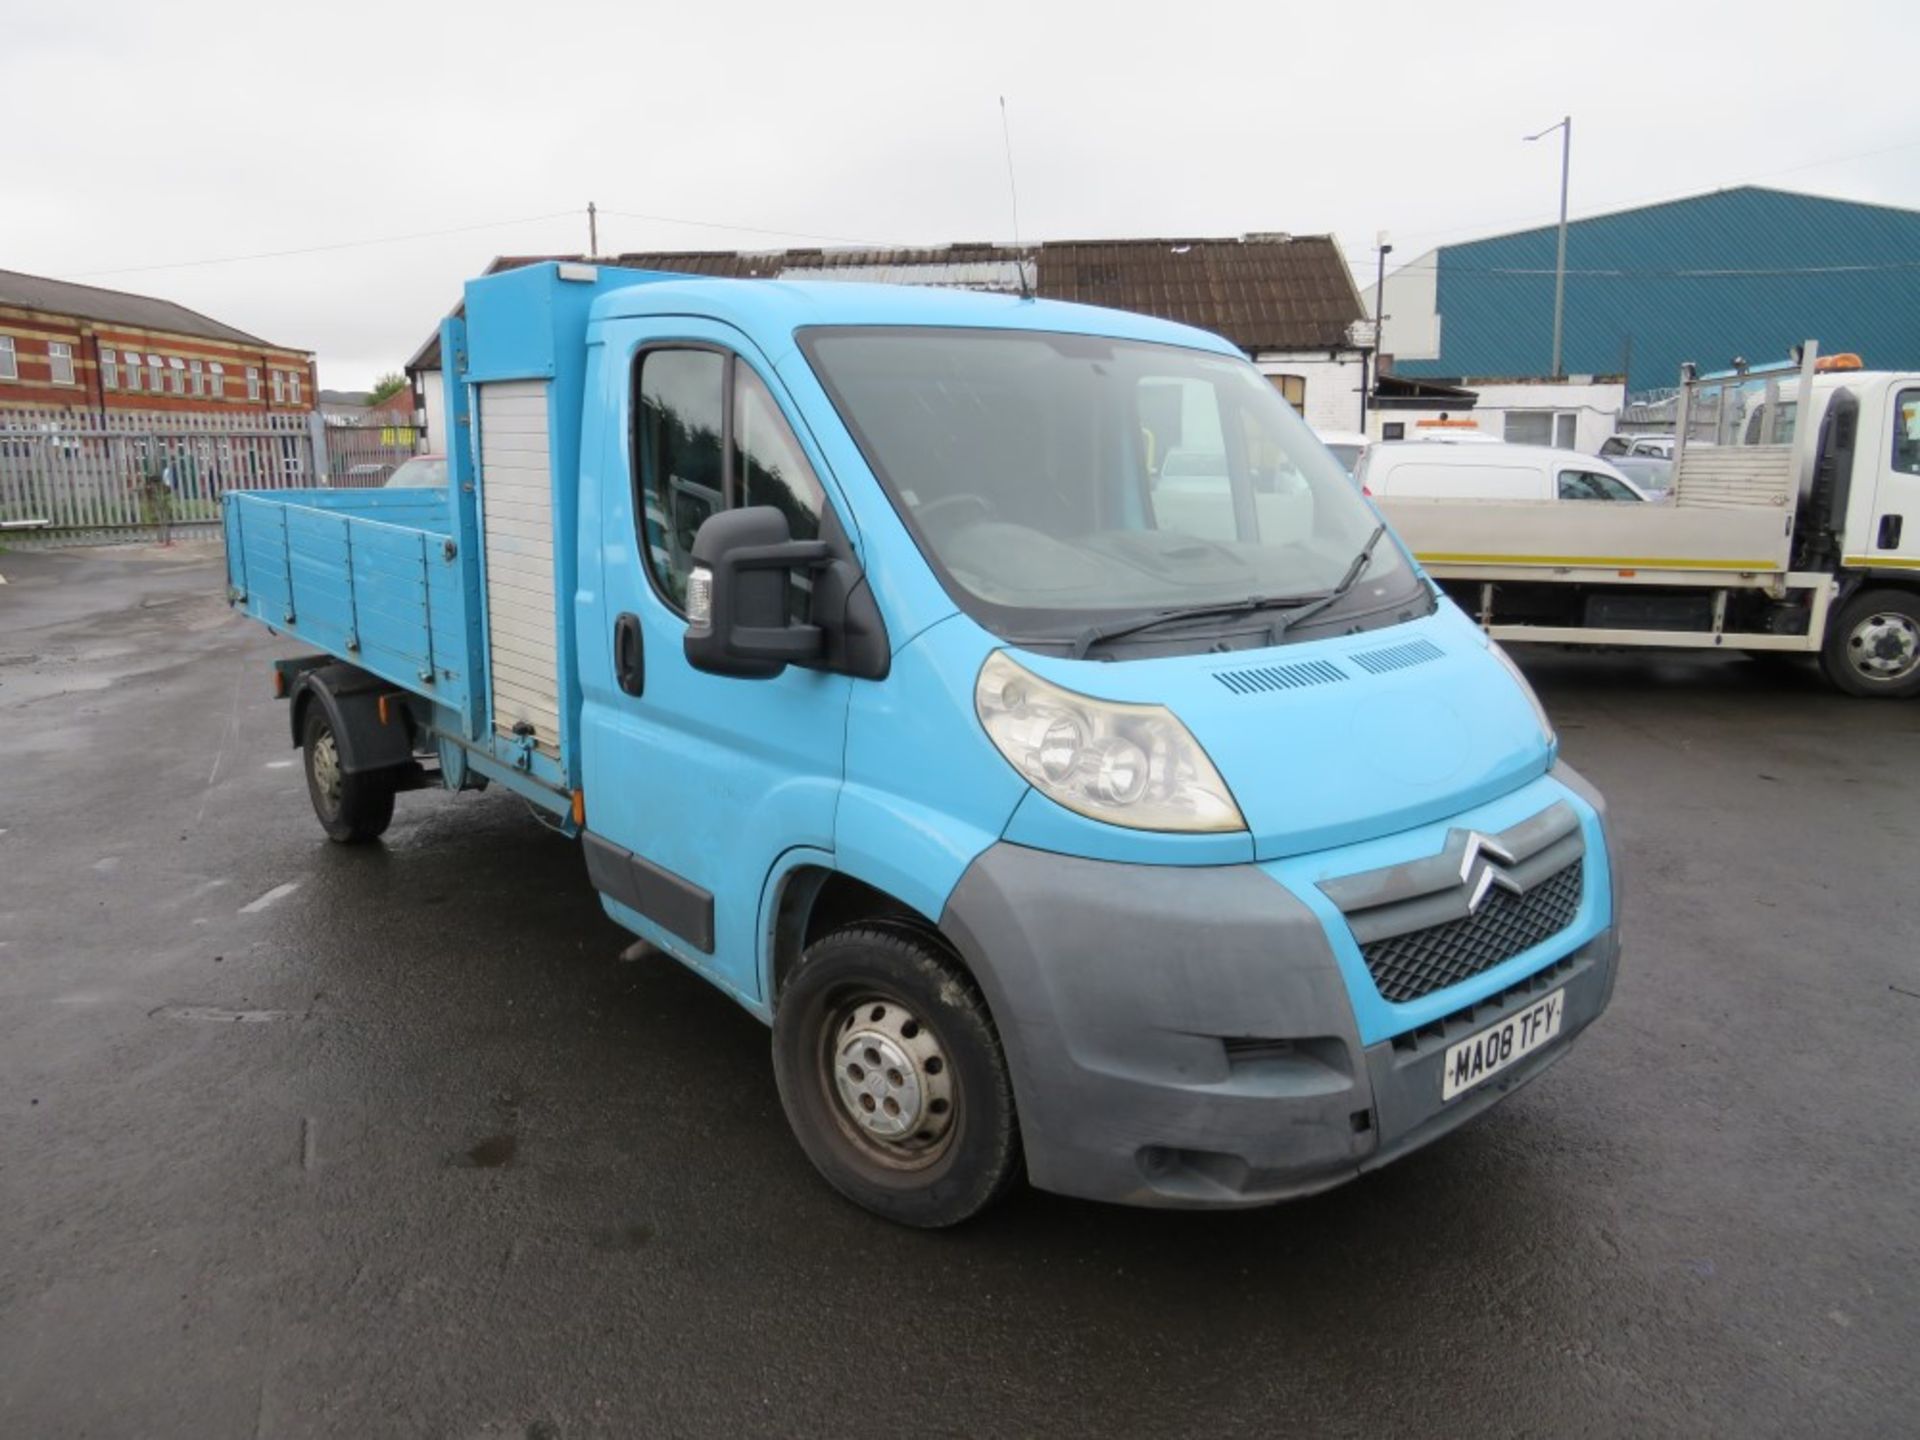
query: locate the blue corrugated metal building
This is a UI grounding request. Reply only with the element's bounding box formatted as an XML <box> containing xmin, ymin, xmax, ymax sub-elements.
<box><xmin>1387</xmin><ymin>186</ymin><xmax>1920</xmax><ymax>392</ymax></box>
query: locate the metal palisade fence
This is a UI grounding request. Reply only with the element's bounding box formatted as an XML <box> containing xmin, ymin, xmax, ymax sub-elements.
<box><xmin>0</xmin><ymin>406</ymin><xmax>393</xmax><ymax>547</ymax></box>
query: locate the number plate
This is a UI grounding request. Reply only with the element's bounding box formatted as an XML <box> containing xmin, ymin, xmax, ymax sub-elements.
<box><xmin>1441</xmin><ymin>989</ymin><xmax>1565</xmax><ymax>1101</ymax></box>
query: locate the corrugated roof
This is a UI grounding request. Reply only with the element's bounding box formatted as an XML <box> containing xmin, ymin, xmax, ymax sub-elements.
<box><xmin>407</xmin><ymin>235</ymin><xmax>1362</xmax><ymax>372</ymax></box>
<box><xmin>1391</xmin><ymin>186</ymin><xmax>1920</xmax><ymax>391</ymax></box>
<box><xmin>0</xmin><ymin>268</ymin><xmax>278</xmax><ymax>347</ymax></box>
<box><xmin>1036</xmin><ymin>237</ymin><xmax>1363</xmax><ymax>352</ymax></box>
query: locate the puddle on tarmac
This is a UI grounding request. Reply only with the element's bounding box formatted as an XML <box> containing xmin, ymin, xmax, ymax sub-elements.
<box><xmin>455</xmin><ymin>1133</ymin><xmax>518</xmax><ymax>1169</ymax></box>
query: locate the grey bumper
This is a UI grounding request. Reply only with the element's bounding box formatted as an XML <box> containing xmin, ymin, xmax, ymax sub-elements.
<box><xmin>938</xmin><ymin>782</ymin><xmax>1619</xmax><ymax>1210</ymax></box>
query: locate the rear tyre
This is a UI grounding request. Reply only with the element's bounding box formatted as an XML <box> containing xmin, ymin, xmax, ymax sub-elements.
<box><xmin>773</xmin><ymin>924</ymin><xmax>1021</xmax><ymax>1228</ymax></box>
<box><xmin>1820</xmin><ymin>588</ymin><xmax>1920</xmax><ymax>699</ymax></box>
<box><xmin>300</xmin><ymin>705</ymin><xmax>396</xmax><ymax>843</ymax></box>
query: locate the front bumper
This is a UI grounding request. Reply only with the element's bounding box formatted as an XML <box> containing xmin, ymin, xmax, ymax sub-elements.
<box><xmin>937</xmin><ymin>768</ymin><xmax>1620</xmax><ymax>1210</ymax></box>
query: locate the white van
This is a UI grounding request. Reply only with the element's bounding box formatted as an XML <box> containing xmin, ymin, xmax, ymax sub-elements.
<box><xmin>1312</xmin><ymin>429</ymin><xmax>1371</xmax><ymax>475</ymax></box>
<box><xmin>1357</xmin><ymin>442</ymin><xmax>1652</xmax><ymax>503</ymax></box>
<box><xmin>1598</xmin><ymin>433</ymin><xmax>1676</xmax><ymax>460</ymax></box>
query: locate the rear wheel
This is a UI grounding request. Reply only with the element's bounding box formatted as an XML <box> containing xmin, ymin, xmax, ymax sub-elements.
<box><xmin>773</xmin><ymin>924</ymin><xmax>1021</xmax><ymax>1227</ymax></box>
<box><xmin>1821</xmin><ymin>588</ymin><xmax>1920</xmax><ymax>698</ymax></box>
<box><xmin>300</xmin><ymin>705</ymin><xmax>395</xmax><ymax>842</ymax></box>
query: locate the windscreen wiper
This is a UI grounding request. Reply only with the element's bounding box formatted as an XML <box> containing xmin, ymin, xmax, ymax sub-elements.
<box><xmin>1070</xmin><ymin>595</ymin><xmax>1305</xmax><ymax>660</ymax></box>
<box><xmin>1066</xmin><ymin>523</ymin><xmax>1391</xmax><ymax>659</ymax></box>
<box><xmin>1263</xmin><ymin>523</ymin><xmax>1388</xmax><ymax>640</ymax></box>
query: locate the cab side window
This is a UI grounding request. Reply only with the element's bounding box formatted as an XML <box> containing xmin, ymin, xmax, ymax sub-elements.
<box><xmin>635</xmin><ymin>349</ymin><xmax>726</xmax><ymax>609</ymax></box>
<box><xmin>735</xmin><ymin>367</ymin><xmax>824</xmax><ymax>540</ymax></box>
<box><xmin>1558</xmin><ymin>468</ymin><xmax>1639</xmax><ymax>502</ymax></box>
<box><xmin>634</xmin><ymin>348</ymin><xmax>827</xmax><ymax>617</ymax></box>
<box><xmin>734</xmin><ymin>366</ymin><xmax>826</xmax><ymax>620</ymax></box>
<box><xmin>1893</xmin><ymin>389</ymin><xmax>1920</xmax><ymax>477</ymax></box>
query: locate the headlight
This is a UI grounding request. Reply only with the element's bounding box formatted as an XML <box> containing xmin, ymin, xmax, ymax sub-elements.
<box><xmin>1487</xmin><ymin>641</ymin><xmax>1557</xmax><ymax>750</ymax></box>
<box><xmin>974</xmin><ymin>651</ymin><xmax>1244</xmax><ymax>833</ymax></box>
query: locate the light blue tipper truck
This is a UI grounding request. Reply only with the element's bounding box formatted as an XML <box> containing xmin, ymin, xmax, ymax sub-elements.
<box><xmin>225</xmin><ymin>261</ymin><xmax>1619</xmax><ymax>1226</ymax></box>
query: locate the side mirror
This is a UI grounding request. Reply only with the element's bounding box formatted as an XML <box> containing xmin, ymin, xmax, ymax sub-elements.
<box><xmin>683</xmin><ymin>507</ymin><xmax>830</xmax><ymax>679</ymax></box>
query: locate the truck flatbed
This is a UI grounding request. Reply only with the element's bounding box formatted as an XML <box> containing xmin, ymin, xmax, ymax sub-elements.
<box><xmin>225</xmin><ymin>487</ymin><xmax>469</xmax><ymax>705</ymax></box>
<box><xmin>1382</xmin><ymin>492</ymin><xmax>1794</xmax><ymax>588</ymax></box>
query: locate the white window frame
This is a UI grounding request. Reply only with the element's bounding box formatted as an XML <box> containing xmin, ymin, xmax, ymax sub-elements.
<box><xmin>189</xmin><ymin>359</ymin><xmax>204</xmax><ymax>396</ymax></box>
<box><xmin>1504</xmin><ymin>410</ymin><xmax>1581</xmax><ymax>448</ymax></box>
<box><xmin>288</xmin><ymin>372</ymin><xmax>302</xmax><ymax>405</ymax></box>
<box><xmin>102</xmin><ymin>346</ymin><xmax>119</xmax><ymax>390</ymax></box>
<box><xmin>247</xmin><ymin>367</ymin><xmax>261</xmax><ymax>402</ymax></box>
<box><xmin>125</xmin><ymin>352</ymin><xmax>142</xmax><ymax>392</ymax></box>
<box><xmin>148</xmin><ymin>354</ymin><xmax>166</xmax><ymax>391</ymax></box>
<box><xmin>168</xmin><ymin>356</ymin><xmax>187</xmax><ymax>395</ymax></box>
<box><xmin>207</xmin><ymin>361</ymin><xmax>224</xmax><ymax>399</ymax></box>
<box><xmin>270</xmin><ymin>370</ymin><xmax>285</xmax><ymax>404</ymax></box>
<box><xmin>48</xmin><ymin>341</ymin><xmax>75</xmax><ymax>385</ymax></box>
<box><xmin>0</xmin><ymin>336</ymin><xmax>15</xmax><ymax>381</ymax></box>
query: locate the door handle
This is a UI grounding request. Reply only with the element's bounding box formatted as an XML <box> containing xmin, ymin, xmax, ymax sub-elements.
<box><xmin>614</xmin><ymin>612</ymin><xmax>645</xmax><ymax>696</ymax></box>
<box><xmin>1879</xmin><ymin>514</ymin><xmax>1904</xmax><ymax>550</ymax></box>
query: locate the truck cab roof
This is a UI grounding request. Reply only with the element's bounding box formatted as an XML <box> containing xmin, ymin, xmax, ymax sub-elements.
<box><xmin>585</xmin><ymin>273</ymin><xmax>1244</xmax><ymax>358</ymax></box>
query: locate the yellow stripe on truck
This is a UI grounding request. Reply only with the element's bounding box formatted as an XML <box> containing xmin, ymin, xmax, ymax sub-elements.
<box><xmin>1842</xmin><ymin>555</ymin><xmax>1920</xmax><ymax>570</ymax></box>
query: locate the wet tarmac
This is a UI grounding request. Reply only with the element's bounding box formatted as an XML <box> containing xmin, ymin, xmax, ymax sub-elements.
<box><xmin>1</xmin><ymin>544</ymin><xmax>1914</xmax><ymax>1437</ymax></box>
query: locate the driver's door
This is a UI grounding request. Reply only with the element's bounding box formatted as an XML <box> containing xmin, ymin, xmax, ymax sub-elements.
<box><xmin>577</xmin><ymin>319</ymin><xmax>853</xmax><ymax>1007</ymax></box>
<box><xmin>1868</xmin><ymin>382</ymin><xmax>1920</xmax><ymax>565</ymax></box>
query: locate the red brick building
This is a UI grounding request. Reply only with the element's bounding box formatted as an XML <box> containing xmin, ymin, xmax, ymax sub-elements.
<box><xmin>0</xmin><ymin>268</ymin><xmax>315</xmax><ymax>417</ymax></box>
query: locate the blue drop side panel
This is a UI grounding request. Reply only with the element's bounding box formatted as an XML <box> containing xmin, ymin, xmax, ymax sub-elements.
<box><xmin>222</xmin><ymin>490</ymin><xmax>471</xmax><ymax>712</ymax></box>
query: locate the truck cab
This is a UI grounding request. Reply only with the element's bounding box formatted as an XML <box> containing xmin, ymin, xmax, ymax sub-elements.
<box><xmin>225</xmin><ymin>263</ymin><xmax>1619</xmax><ymax>1225</ymax></box>
<box><xmin>1758</xmin><ymin>366</ymin><xmax>1920</xmax><ymax>572</ymax></box>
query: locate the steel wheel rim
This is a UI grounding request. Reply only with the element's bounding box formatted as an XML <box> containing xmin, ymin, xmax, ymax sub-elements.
<box><xmin>820</xmin><ymin>992</ymin><xmax>957</xmax><ymax>1168</ymax></box>
<box><xmin>311</xmin><ymin>729</ymin><xmax>343</xmax><ymax>816</ymax></box>
<box><xmin>1847</xmin><ymin>612</ymin><xmax>1920</xmax><ymax>682</ymax></box>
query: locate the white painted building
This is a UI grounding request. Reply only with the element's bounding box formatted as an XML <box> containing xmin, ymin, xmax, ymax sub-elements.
<box><xmin>1253</xmin><ymin>349</ymin><xmax>1368</xmax><ymax>435</ymax></box>
<box><xmin>1369</xmin><ymin>375</ymin><xmax>1625</xmax><ymax>452</ymax></box>
<box><xmin>1368</xmin><ymin>250</ymin><xmax>1443</xmax><ymax>364</ymax></box>
<box><xmin>418</xmin><ymin>368</ymin><xmax>446</xmax><ymax>453</ymax></box>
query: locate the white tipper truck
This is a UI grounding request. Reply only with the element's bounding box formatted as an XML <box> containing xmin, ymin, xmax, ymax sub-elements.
<box><xmin>1365</xmin><ymin>344</ymin><xmax>1920</xmax><ymax>696</ymax></box>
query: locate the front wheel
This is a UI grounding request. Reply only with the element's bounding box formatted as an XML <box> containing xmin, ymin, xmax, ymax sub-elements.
<box><xmin>773</xmin><ymin>924</ymin><xmax>1022</xmax><ymax>1227</ymax></box>
<box><xmin>1821</xmin><ymin>588</ymin><xmax>1920</xmax><ymax>698</ymax></box>
<box><xmin>300</xmin><ymin>705</ymin><xmax>395</xmax><ymax>842</ymax></box>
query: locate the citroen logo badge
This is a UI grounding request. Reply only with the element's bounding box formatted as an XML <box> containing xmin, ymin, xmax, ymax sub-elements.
<box><xmin>1457</xmin><ymin>831</ymin><xmax>1521</xmax><ymax>914</ymax></box>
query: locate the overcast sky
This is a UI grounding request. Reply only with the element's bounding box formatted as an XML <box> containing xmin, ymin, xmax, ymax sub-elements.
<box><xmin>7</xmin><ymin>0</ymin><xmax>1916</xmax><ymax>391</ymax></box>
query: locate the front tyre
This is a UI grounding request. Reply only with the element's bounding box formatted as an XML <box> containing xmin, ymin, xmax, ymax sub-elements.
<box><xmin>1821</xmin><ymin>588</ymin><xmax>1920</xmax><ymax>698</ymax></box>
<box><xmin>773</xmin><ymin>924</ymin><xmax>1021</xmax><ymax>1227</ymax></box>
<box><xmin>300</xmin><ymin>705</ymin><xmax>396</xmax><ymax>843</ymax></box>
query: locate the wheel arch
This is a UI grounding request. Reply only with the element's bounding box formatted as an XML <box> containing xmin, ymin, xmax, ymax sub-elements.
<box><xmin>289</xmin><ymin>664</ymin><xmax>414</xmax><ymax>772</ymax></box>
<box><xmin>765</xmin><ymin>860</ymin><xmax>946</xmax><ymax>1006</ymax></box>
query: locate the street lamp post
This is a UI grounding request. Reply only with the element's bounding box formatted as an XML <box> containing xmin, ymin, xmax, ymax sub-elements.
<box><xmin>1525</xmin><ymin>115</ymin><xmax>1572</xmax><ymax>379</ymax></box>
<box><xmin>1366</xmin><ymin>233</ymin><xmax>1392</xmax><ymax>436</ymax></box>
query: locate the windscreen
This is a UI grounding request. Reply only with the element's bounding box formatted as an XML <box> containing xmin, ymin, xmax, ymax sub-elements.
<box><xmin>801</xmin><ymin>327</ymin><xmax>1419</xmax><ymax>644</ymax></box>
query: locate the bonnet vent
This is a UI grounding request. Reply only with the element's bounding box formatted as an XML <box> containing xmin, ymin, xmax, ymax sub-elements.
<box><xmin>1212</xmin><ymin>658</ymin><xmax>1348</xmax><ymax>695</ymax></box>
<box><xmin>1349</xmin><ymin>638</ymin><xmax>1444</xmax><ymax>675</ymax></box>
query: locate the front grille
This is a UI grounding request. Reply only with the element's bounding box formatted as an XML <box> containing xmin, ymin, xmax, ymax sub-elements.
<box><xmin>1361</xmin><ymin>861</ymin><xmax>1584</xmax><ymax>1003</ymax></box>
<box><xmin>1390</xmin><ymin>954</ymin><xmax>1582</xmax><ymax>1057</ymax></box>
